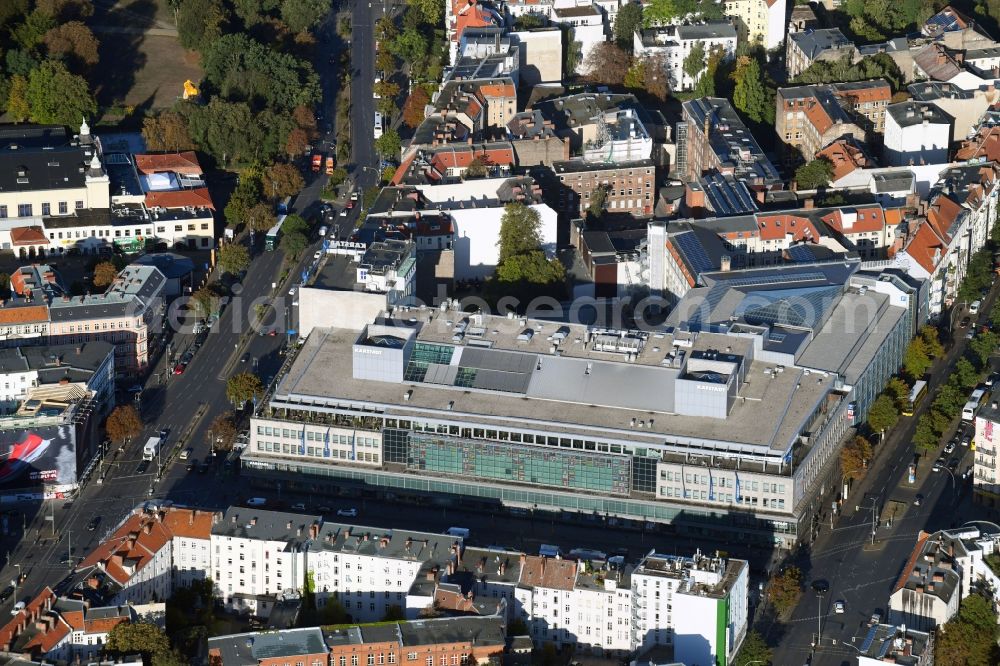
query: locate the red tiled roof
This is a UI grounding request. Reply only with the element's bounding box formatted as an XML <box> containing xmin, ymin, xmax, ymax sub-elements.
<box><xmin>77</xmin><ymin>513</ymin><xmax>172</xmax><ymax>586</ymax></box>
<box><xmin>904</xmin><ymin>222</ymin><xmax>947</xmax><ymax>274</ymax></box>
<box><xmin>10</xmin><ymin>226</ymin><xmax>49</xmax><ymax>246</ymax></box>
<box><xmin>479</xmin><ymin>83</ymin><xmax>516</xmax><ymax>98</ymax></box>
<box><xmin>955</xmin><ymin>126</ymin><xmax>1000</xmax><ymax>162</ymax></box>
<box><xmin>145</xmin><ymin>187</ymin><xmax>215</xmax><ymax>210</ymax></box>
<box><xmin>134</xmin><ymin>152</ymin><xmax>202</xmax><ymax>175</ymax></box>
<box><xmin>756</xmin><ymin>214</ymin><xmax>823</xmax><ymax>242</ymax></box>
<box><xmin>815</xmin><ymin>140</ymin><xmax>868</xmax><ymax>182</ymax></box>
<box><xmin>893</xmin><ymin>531</ymin><xmax>931</xmax><ymax>593</ymax></box>
<box><xmin>926</xmin><ymin>194</ymin><xmax>963</xmax><ymax>240</ymax></box>
<box><xmin>0</xmin><ymin>305</ymin><xmax>48</xmax><ymax>325</ymax></box>
<box><xmin>821</xmin><ymin>207</ymin><xmax>885</xmax><ymax>235</ymax></box>
<box><xmin>519</xmin><ymin>556</ymin><xmax>577</xmax><ymax>591</ymax></box>
<box><xmin>161</xmin><ymin>507</ymin><xmax>213</xmax><ymax>540</ymax></box>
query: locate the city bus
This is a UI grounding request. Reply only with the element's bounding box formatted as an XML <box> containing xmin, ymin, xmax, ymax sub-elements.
<box><xmin>962</xmin><ymin>388</ymin><xmax>989</xmax><ymax>421</ymax></box>
<box><xmin>902</xmin><ymin>380</ymin><xmax>928</xmax><ymax>416</ymax></box>
<box><xmin>264</xmin><ymin>214</ymin><xmax>287</xmax><ymax>251</ymax></box>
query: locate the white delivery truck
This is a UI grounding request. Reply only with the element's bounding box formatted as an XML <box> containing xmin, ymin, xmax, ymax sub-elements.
<box><xmin>142</xmin><ymin>436</ymin><xmax>162</xmax><ymax>461</ymax></box>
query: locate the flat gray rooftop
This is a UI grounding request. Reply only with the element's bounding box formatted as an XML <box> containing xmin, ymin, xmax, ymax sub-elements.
<box><xmin>273</xmin><ymin>313</ymin><xmax>835</xmax><ymax>453</ymax></box>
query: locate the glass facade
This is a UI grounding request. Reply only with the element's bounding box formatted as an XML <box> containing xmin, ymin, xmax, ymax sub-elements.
<box><xmin>408</xmin><ymin>433</ymin><xmax>632</xmax><ymax>495</ymax></box>
<box><xmin>403</xmin><ymin>343</ymin><xmax>454</xmax><ymax>382</ymax></box>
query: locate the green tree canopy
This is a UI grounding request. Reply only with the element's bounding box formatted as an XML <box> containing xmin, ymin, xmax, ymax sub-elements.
<box><xmin>281</xmin><ymin>214</ymin><xmax>310</xmax><ymax>237</ymax></box>
<box><xmin>794</xmin><ymin>159</ymin><xmax>834</xmax><ymax>190</ymax></box>
<box><xmin>971</xmin><ymin>331</ymin><xmax>1000</xmax><ymax>368</ymax></box>
<box><xmin>281</xmin><ymin>0</ymin><xmax>329</xmax><ymax>32</ymax></box>
<box><xmin>493</xmin><ymin>203</ymin><xmax>564</xmax><ymax>297</ymax></box>
<box><xmin>375</xmin><ymin>129</ymin><xmax>402</xmax><ymax>159</ymax></box>
<box><xmin>218</xmin><ymin>243</ymin><xmax>251</xmax><ymax>275</ymax></box>
<box><xmin>794</xmin><ymin>53</ymin><xmax>903</xmax><ymax>92</ymax></box>
<box><xmin>176</xmin><ymin>0</ymin><xmax>228</xmax><ymax>52</ymax></box>
<box><xmin>390</xmin><ymin>28</ymin><xmax>428</xmax><ymax>62</ymax></box>
<box><xmin>613</xmin><ymin>2</ymin><xmax>643</xmax><ymax>49</ymax></box>
<box><xmin>936</xmin><ymin>593</ymin><xmax>1000</xmax><ymax>665</ymax></box>
<box><xmin>733</xmin><ymin>56</ymin><xmax>769</xmax><ymax>124</ymax></box>
<box><xmin>683</xmin><ymin>41</ymin><xmax>705</xmax><ymax>83</ymax></box>
<box><xmin>105</xmin><ymin>622</ymin><xmax>172</xmax><ymax>661</ymax></box>
<box><xmin>281</xmin><ymin>230</ymin><xmax>308</xmax><ymax>259</ymax></box>
<box><xmin>202</xmin><ymin>33</ymin><xmax>320</xmax><ymax>112</ymax></box>
<box><xmin>903</xmin><ymin>337</ymin><xmax>931</xmax><ymax>380</ymax></box>
<box><xmin>884</xmin><ymin>377</ymin><xmax>910</xmax><ymax>408</ymax></box>
<box><xmin>733</xmin><ymin>629</ymin><xmax>772</xmax><ymax>666</ymax></box>
<box><xmin>644</xmin><ymin>0</ymin><xmax>723</xmax><ymax>26</ymax></box>
<box><xmin>913</xmin><ymin>415</ymin><xmax>939</xmax><ymax>452</ymax></box>
<box><xmin>26</xmin><ymin>59</ymin><xmax>96</xmax><ymax>125</ymax></box>
<box><xmin>867</xmin><ymin>394</ymin><xmax>899</xmax><ymax>433</ymax></box>
<box><xmin>224</xmin><ymin>174</ymin><xmax>263</xmax><ymax>224</ymax></box>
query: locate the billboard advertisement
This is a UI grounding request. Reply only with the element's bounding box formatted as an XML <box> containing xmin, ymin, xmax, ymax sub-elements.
<box><xmin>0</xmin><ymin>425</ymin><xmax>77</xmax><ymax>494</ymax></box>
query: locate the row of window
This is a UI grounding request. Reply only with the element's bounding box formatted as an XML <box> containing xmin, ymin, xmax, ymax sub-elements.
<box><xmin>0</xmin><ymin>201</ymin><xmax>83</xmax><ymax>218</ymax></box>
<box><xmin>660</xmin><ymin>471</ymin><xmax>786</xmax><ymax>495</ymax></box>
<box><xmin>257</xmin><ymin>424</ymin><xmax>378</xmax><ymax>447</ymax></box>
<box><xmin>47</xmin><ymin>222</ymin><xmax>210</xmax><ymax>241</ymax></box>
<box><xmin>255</xmin><ymin>440</ymin><xmax>380</xmax><ymax>463</ymax></box>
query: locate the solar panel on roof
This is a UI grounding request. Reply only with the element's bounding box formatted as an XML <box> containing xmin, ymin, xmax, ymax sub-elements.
<box><xmin>673</xmin><ymin>231</ymin><xmax>715</xmax><ymax>274</ymax></box>
<box><xmin>787</xmin><ymin>245</ymin><xmax>817</xmax><ymax>262</ymax></box>
<box><xmin>726</xmin><ymin>272</ymin><xmax>826</xmax><ymax>288</ymax></box>
<box><xmin>860</xmin><ymin>624</ymin><xmax>880</xmax><ymax>654</ymax></box>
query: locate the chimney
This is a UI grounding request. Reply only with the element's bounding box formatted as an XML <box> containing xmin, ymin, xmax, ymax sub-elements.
<box><xmin>803</xmin><ymin>197</ymin><xmax>815</xmax><ymax>210</ymax></box>
<box><xmin>189</xmin><ymin>510</ymin><xmax>195</xmax><ymax>526</ymax></box>
<box><xmin>286</xmin><ymin>521</ymin><xmax>293</xmax><ymax>530</ymax></box>
<box><xmin>309</xmin><ymin>523</ymin><xmax>319</xmax><ymax>539</ymax></box>
<box><xmin>720</xmin><ymin>255</ymin><xmax>731</xmax><ymax>272</ymax></box>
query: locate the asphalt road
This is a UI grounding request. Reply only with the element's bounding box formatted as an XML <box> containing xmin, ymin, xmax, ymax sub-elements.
<box><xmin>770</xmin><ymin>289</ymin><xmax>999</xmax><ymax>665</ymax></box>
<box><xmin>351</xmin><ymin>0</ymin><xmax>379</xmax><ymax>189</ymax></box>
<box><xmin>0</xmin><ymin>0</ymin><xmax>377</xmax><ymax>608</ymax></box>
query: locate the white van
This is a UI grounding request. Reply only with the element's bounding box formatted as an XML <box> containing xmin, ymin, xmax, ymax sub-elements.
<box><xmin>246</xmin><ymin>497</ymin><xmax>267</xmax><ymax>507</ymax></box>
<box><xmin>445</xmin><ymin>527</ymin><xmax>470</xmax><ymax>539</ymax></box>
<box><xmin>962</xmin><ymin>400</ymin><xmax>979</xmax><ymax>421</ymax></box>
<box><xmin>971</xmin><ymin>300</ymin><xmax>981</xmax><ymax>315</ymax></box>
<box><xmin>374</xmin><ymin>112</ymin><xmax>384</xmax><ymax>139</ymax></box>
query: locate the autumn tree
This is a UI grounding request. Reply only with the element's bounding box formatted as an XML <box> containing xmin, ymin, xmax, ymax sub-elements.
<box><xmin>841</xmin><ymin>436</ymin><xmax>873</xmax><ymax>480</ymax></box>
<box><xmin>226</xmin><ymin>371</ymin><xmax>264</xmax><ymax>406</ymax></box>
<box><xmin>402</xmin><ymin>87</ymin><xmax>430</xmax><ymax>128</ymax></box>
<box><xmin>36</xmin><ymin>0</ymin><xmax>94</xmax><ymax>21</ymax></box>
<box><xmin>6</xmin><ymin>75</ymin><xmax>30</xmax><ymax>122</ymax></box>
<box><xmin>42</xmin><ymin>21</ymin><xmax>99</xmax><ymax>70</ymax></box>
<box><xmin>105</xmin><ymin>622</ymin><xmax>172</xmax><ymax>663</ymax></box>
<box><xmin>919</xmin><ymin>325</ymin><xmax>944</xmax><ymax>358</ymax></box>
<box><xmin>285</xmin><ymin>127</ymin><xmax>310</xmax><ymax>157</ymax></box>
<box><xmin>190</xmin><ymin>285</ymin><xmax>223</xmax><ymax>319</ymax></box>
<box><xmin>244</xmin><ymin>202</ymin><xmax>275</xmax><ymax>233</ymax></box>
<box><xmin>885</xmin><ymin>377</ymin><xmax>910</xmax><ymax>409</ymax></box>
<box><xmin>105</xmin><ymin>405</ymin><xmax>143</xmax><ymax>444</ymax></box>
<box><xmin>638</xmin><ymin>54</ymin><xmax>669</xmax><ymax>101</ymax></box>
<box><xmin>464</xmin><ymin>157</ymin><xmax>488</xmax><ymax>179</ymax></box>
<box><xmin>218</xmin><ymin>243</ymin><xmax>251</xmax><ymax>275</ymax></box>
<box><xmin>142</xmin><ymin>111</ymin><xmax>195</xmax><ymax>152</ymax></box>
<box><xmin>375</xmin><ymin>80</ymin><xmax>401</xmax><ymax>117</ymax></box>
<box><xmin>768</xmin><ymin>566</ymin><xmax>802</xmax><ymax>615</ymax></box>
<box><xmin>92</xmin><ymin>261</ymin><xmax>118</xmax><ymax>288</ymax></box>
<box><xmin>903</xmin><ymin>336</ymin><xmax>931</xmax><ymax>380</ymax></box>
<box><xmin>209</xmin><ymin>411</ymin><xmax>239</xmax><ymax>451</ymax></box>
<box><xmin>585</xmin><ymin>42</ymin><xmax>631</xmax><ymax>86</ymax></box>
<box><xmin>262</xmin><ymin>162</ymin><xmax>305</xmax><ymax>200</ymax></box>
<box><xmin>733</xmin><ymin>630</ymin><xmax>772</xmax><ymax>666</ymax></box>
<box><xmin>292</xmin><ymin>105</ymin><xmax>318</xmax><ymax>137</ymax></box>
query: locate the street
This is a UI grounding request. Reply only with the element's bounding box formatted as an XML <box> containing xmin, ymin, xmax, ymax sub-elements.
<box><xmin>768</xmin><ymin>287</ymin><xmax>999</xmax><ymax>665</ymax></box>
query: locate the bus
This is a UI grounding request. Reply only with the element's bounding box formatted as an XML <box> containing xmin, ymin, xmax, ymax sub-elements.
<box><xmin>902</xmin><ymin>380</ymin><xmax>928</xmax><ymax>416</ymax></box>
<box><xmin>264</xmin><ymin>214</ymin><xmax>287</xmax><ymax>251</ymax></box>
<box><xmin>962</xmin><ymin>389</ymin><xmax>989</xmax><ymax>421</ymax></box>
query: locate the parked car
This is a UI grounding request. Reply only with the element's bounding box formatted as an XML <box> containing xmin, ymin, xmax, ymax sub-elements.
<box><xmin>960</xmin><ymin>316</ymin><xmax>972</xmax><ymax>327</ymax></box>
<box><xmin>172</xmin><ymin>362</ymin><xmax>187</xmax><ymax>375</ymax></box>
<box><xmin>0</xmin><ymin>586</ymin><xmax>14</xmax><ymax>603</ymax></box>
<box><xmin>11</xmin><ymin>601</ymin><xmax>25</xmax><ymax>615</ymax></box>
<box><xmin>913</xmin><ymin>495</ymin><xmax>923</xmax><ymax>506</ymax></box>
<box><xmin>932</xmin><ymin>457</ymin><xmax>945</xmax><ymax>472</ymax></box>
<box><xmin>291</xmin><ymin>502</ymin><xmax>307</xmax><ymax>511</ymax></box>
<box><xmin>869</xmin><ymin>612</ymin><xmax>881</xmax><ymax>625</ymax></box>
<box><xmin>834</xmin><ymin>600</ymin><xmax>845</xmax><ymax>614</ymax></box>
<box><xmin>336</xmin><ymin>508</ymin><xmax>358</xmax><ymax>517</ymax></box>
<box><xmin>314</xmin><ymin>250</ymin><xmax>323</xmax><ymax>260</ymax></box>
<box><xmin>961</xmin><ymin>432</ymin><xmax>972</xmax><ymax>447</ymax></box>
<box><xmin>944</xmin><ymin>441</ymin><xmax>956</xmax><ymax>454</ymax></box>
<box><xmin>87</xmin><ymin>517</ymin><xmax>101</xmax><ymax>531</ymax></box>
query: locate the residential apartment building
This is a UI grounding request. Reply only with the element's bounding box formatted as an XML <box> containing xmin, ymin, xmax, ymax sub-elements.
<box><xmin>208</xmin><ymin>627</ymin><xmax>329</xmax><ymax>666</ymax></box>
<box><xmin>832</xmin><ymin>80</ymin><xmax>892</xmax><ymax>137</ymax></box>
<box><xmin>786</xmin><ymin>28</ymin><xmax>857</xmax><ymax>78</ymax></box>
<box><xmin>776</xmin><ymin>85</ymin><xmax>865</xmax><ymax>165</ymax></box>
<box><xmin>0</xmin><ymin>341</ymin><xmax>115</xmax><ymax>415</ymax></box>
<box><xmin>724</xmin><ymin>0</ymin><xmax>786</xmax><ymax>50</ymax></box>
<box><xmin>634</xmin><ymin>21</ymin><xmax>738</xmax><ymax>91</ymax></box>
<box><xmin>48</xmin><ymin>264</ymin><xmax>165</xmax><ymax>378</ymax></box>
<box><xmin>550</xmin><ymin>4</ymin><xmax>605</xmax><ymax>76</ymax></box>
<box><xmin>632</xmin><ymin>552</ymin><xmax>748</xmax><ymax>666</ymax></box>
<box><xmin>548</xmin><ymin>159</ymin><xmax>656</xmax><ymax>217</ymax></box>
<box><xmin>884</xmin><ymin>101</ymin><xmax>953</xmax><ymax>167</ymax></box>
<box><xmin>679</xmin><ymin>98</ymin><xmax>782</xmax><ymax>190</ymax></box>
<box><xmin>974</xmin><ymin>400</ymin><xmax>1000</xmax><ymax>506</ymax></box>
<box><xmin>856</xmin><ymin>624</ymin><xmax>933</xmax><ymax>665</ymax></box>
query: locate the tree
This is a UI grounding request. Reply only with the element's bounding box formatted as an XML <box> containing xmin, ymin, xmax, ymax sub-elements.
<box><xmin>586</xmin><ymin>42</ymin><xmax>631</xmax><ymax>86</ymax></box>
<box><xmin>913</xmin><ymin>416</ymin><xmax>939</xmax><ymax>452</ymax></box>
<box><xmin>514</xmin><ymin>13</ymin><xmax>545</xmax><ymax>29</ymax></box>
<box><xmin>42</xmin><ymin>21</ymin><xmax>99</xmax><ymax>70</ymax></box>
<box><xmin>587</xmin><ymin>185</ymin><xmax>609</xmax><ymax>220</ymax></box>
<box><xmin>867</xmin><ymin>394</ymin><xmax>899</xmax><ymax>433</ymax></box>
<box><xmin>6</xmin><ymin>49</ymin><xmax>40</xmax><ymax>77</ymax></box>
<box><xmin>614</xmin><ymin>2</ymin><xmax>643</xmax><ymax>50</ymax></box>
<box><xmin>498</xmin><ymin>202</ymin><xmax>545</xmax><ymax>265</ymax></box>
<box><xmin>105</xmin><ymin>405</ymin><xmax>143</xmax><ymax>444</ymax></box>
<box><xmin>382</xmin><ymin>605</ymin><xmax>407</xmax><ymax>621</ymax></box>
<box><xmin>493</xmin><ymin>203</ymin><xmax>564</xmax><ymax>293</ymax></box>
<box><xmin>733</xmin><ymin>56</ymin><xmax>769</xmax><ymax>123</ymax></box>
<box><xmin>218</xmin><ymin>243</ymin><xmax>251</xmax><ymax>275</ymax></box>
<box><xmin>733</xmin><ymin>629</ymin><xmax>772</xmax><ymax>666</ymax></box>
<box><xmin>26</xmin><ymin>59</ymin><xmax>96</xmax><ymax>125</ymax></box>
<box><xmin>106</xmin><ymin>622</ymin><xmax>172</xmax><ymax>662</ymax></box>
<box><xmin>281</xmin><ymin>230</ymin><xmax>309</xmax><ymax>259</ymax></box>
<box><xmin>281</xmin><ymin>0</ymin><xmax>329</xmax><ymax>32</ymax></box>
<box><xmin>885</xmin><ymin>377</ymin><xmax>910</xmax><ymax>409</ymax></box>
<box><xmin>281</xmin><ymin>214</ymin><xmax>310</xmax><ymax>237</ymax></box>
<box><xmin>794</xmin><ymin>159</ymin><xmax>834</xmax><ymax>190</ymax></box>
<box><xmin>932</xmin><ymin>382</ymin><xmax>964</xmax><ymax>419</ymax></box>
<box><xmin>841</xmin><ymin>436</ymin><xmax>873</xmax><ymax>480</ymax></box>
<box><xmin>36</xmin><ymin>0</ymin><xmax>94</xmax><ymax>21</ymax></box>
<box><xmin>794</xmin><ymin>53</ymin><xmax>903</xmax><ymax>92</ymax></box>
<box><xmin>390</xmin><ymin>28</ymin><xmax>428</xmax><ymax>61</ymax></box>
<box><xmin>402</xmin><ymin>87</ymin><xmax>430</xmax><ymax>128</ymax></box>
<box><xmin>244</xmin><ymin>202</ymin><xmax>275</xmax><ymax>233</ymax></box>
<box><xmin>464</xmin><ymin>158</ymin><xmax>488</xmax><ymax>179</ymax></box>
<box><xmin>623</xmin><ymin>58</ymin><xmax>646</xmax><ymax>89</ymax></box>
<box><xmin>328</xmin><ymin>167</ymin><xmax>348</xmax><ymax>188</ymax></box>
<box><xmin>190</xmin><ymin>285</ymin><xmax>222</xmax><ymax>319</ymax></box>
<box><xmin>768</xmin><ymin>566</ymin><xmax>802</xmax><ymax>615</ymax></box>
<box><xmin>285</xmin><ymin>127</ymin><xmax>310</xmax><ymax>157</ymax></box>
<box><xmin>142</xmin><ymin>111</ymin><xmax>195</xmax><ymax>152</ymax></box>
<box><xmin>209</xmin><ymin>411</ymin><xmax>238</xmax><ymax>451</ymax></box>
<box><xmin>224</xmin><ymin>174</ymin><xmax>262</xmax><ymax>225</ymax></box>
<box><xmin>971</xmin><ymin>331</ymin><xmax>1000</xmax><ymax>368</ymax></box>
<box><xmin>375</xmin><ymin>129</ymin><xmax>401</xmax><ymax>159</ymax></box>
<box><xmin>93</xmin><ymin>261</ymin><xmax>118</xmax><ymax>288</ymax></box>
<box><xmin>13</xmin><ymin>9</ymin><xmax>56</xmax><ymax>50</ymax></box>
<box><xmin>375</xmin><ymin>48</ymin><xmax>395</xmax><ymax>74</ymax></box>
<box><xmin>226</xmin><ymin>371</ymin><xmax>264</xmax><ymax>406</ymax></box>
<box><xmin>954</xmin><ymin>357</ymin><xmax>980</xmax><ymax>389</ymax></box>
<box><xmin>903</xmin><ymin>337</ymin><xmax>931</xmax><ymax>380</ymax></box>
<box><xmin>381</xmin><ymin>165</ymin><xmax>397</xmax><ymax>183</ymax></box>
<box><xmin>683</xmin><ymin>41</ymin><xmax>706</xmax><ymax>84</ymax></box>
<box><xmin>407</xmin><ymin>0</ymin><xmax>443</xmax><ymax>25</ymax></box>
<box><xmin>177</xmin><ymin>0</ymin><xmax>228</xmax><ymax>52</ymax></box>
<box><xmin>936</xmin><ymin>593</ymin><xmax>1000</xmax><ymax>665</ymax></box>
<box><xmin>919</xmin><ymin>325</ymin><xmax>944</xmax><ymax>358</ymax></box>
<box><xmin>262</xmin><ymin>163</ymin><xmax>305</xmax><ymax>200</ymax></box>
<box><xmin>5</xmin><ymin>75</ymin><xmax>30</xmax><ymax>122</ymax></box>
<box><xmin>640</xmin><ymin>54</ymin><xmax>670</xmax><ymax>101</ymax></box>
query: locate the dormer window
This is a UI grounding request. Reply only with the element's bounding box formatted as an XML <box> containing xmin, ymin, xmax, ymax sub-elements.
<box><xmin>15</xmin><ymin>167</ymin><xmax>28</xmax><ymax>184</ymax></box>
